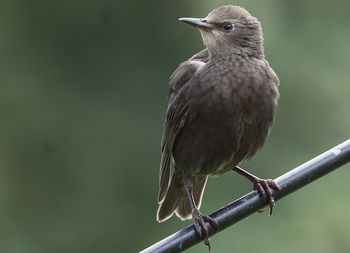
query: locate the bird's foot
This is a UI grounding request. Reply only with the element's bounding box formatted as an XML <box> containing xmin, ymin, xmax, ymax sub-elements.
<box><xmin>232</xmin><ymin>166</ymin><xmax>281</xmax><ymax>215</ymax></box>
<box><xmin>192</xmin><ymin>208</ymin><xmax>219</xmax><ymax>251</ymax></box>
<box><xmin>253</xmin><ymin>178</ymin><xmax>281</xmax><ymax>215</ymax></box>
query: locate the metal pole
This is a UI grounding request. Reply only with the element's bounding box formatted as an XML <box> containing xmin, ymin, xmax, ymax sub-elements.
<box><xmin>140</xmin><ymin>139</ymin><xmax>350</xmax><ymax>253</ymax></box>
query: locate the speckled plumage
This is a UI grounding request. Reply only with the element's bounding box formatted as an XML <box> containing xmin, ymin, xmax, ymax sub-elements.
<box><xmin>157</xmin><ymin>5</ymin><xmax>279</xmax><ymax>223</ymax></box>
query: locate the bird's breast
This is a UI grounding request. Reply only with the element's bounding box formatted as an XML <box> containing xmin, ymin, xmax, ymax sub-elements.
<box><xmin>173</xmin><ymin>58</ymin><xmax>278</xmax><ymax>175</ymax></box>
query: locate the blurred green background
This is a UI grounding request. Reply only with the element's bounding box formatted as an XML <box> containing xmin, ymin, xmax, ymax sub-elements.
<box><xmin>1</xmin><ymin>0</ymin><xmax>350</xmax><ymax>252</ymax></box>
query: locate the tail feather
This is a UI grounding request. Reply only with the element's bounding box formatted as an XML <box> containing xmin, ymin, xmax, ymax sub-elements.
<box><xmin>175</xmin><ymin>176</ymin><xmax>207</xmax><ymax>219</ymax></box>
<box><xmin>157</xmin><ymin>170</ymin><xmax>184</xmax><ymax>222</ymax></box>
<box><xmin>157</xmin><ymin>170</ymin><xmax>208</xmax><ymax>222</ymax></box>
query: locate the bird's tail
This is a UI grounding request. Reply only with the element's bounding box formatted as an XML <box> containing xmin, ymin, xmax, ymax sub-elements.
<box><xmin>157</xmin><ymin>169</ymin><xmax>208</xmax><ymax>222</ymax></box>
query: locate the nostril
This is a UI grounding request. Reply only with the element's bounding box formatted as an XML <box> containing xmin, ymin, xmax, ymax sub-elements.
<box><xmin>201</xmin><ymin>18</ymin><xmax>207</xmax><ymax>22</ymax></box>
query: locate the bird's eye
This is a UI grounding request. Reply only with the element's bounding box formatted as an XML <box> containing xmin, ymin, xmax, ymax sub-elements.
<box><xmin>223</xmin><ymin>23</ymin><xmax>233</xmax><ymax>30</ymax></box>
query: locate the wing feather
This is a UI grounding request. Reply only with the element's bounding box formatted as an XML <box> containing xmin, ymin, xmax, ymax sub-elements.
<box><xmin>158</xmin><ymin>49</ymin><xmax>208</xmax><ymax>203</ymax></box>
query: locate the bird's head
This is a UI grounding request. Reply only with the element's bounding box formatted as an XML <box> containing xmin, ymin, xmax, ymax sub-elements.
<box><xmin>179</xmin><ymin>5</ymin><xmax>264</xmax><ymax>58</ymax></box>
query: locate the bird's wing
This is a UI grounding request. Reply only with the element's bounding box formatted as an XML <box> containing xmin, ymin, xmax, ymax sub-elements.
<box><xmin>158</xmin><ymin>51</ymin><xmax>208</xmax><ymax>203</ymax></box>
<box><xmin>167</xmin><ymin>49</ymin><xmax>208</xmax><ymax>99</ymax></box>
<box><xmin>189</xmin><ymin>48</ymin><xmax>209</xmax><ymax>62</ymax></box>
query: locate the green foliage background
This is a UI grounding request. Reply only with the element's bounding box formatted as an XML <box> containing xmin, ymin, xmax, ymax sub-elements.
<box><xmin>1</xmin><ymin>0</ymin><xmax>350</xmax><ymax>252</ymax></box>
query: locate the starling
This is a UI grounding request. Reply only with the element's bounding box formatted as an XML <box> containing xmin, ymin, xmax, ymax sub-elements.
<box><xmin>157</xmin><ymin>5</ymin><xmax>280</xmax><ymax>249</ymax></box>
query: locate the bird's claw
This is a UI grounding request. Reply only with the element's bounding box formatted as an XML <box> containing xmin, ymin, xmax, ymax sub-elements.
<box><xmin>253</xmin><ymin>178</ymin><xmax>281</xmax><ymax>215</ymax></box>
<box><xmin>192</xmin><ymin>208</ymin><xmax>219</xmax><ymax>251</ymax></box>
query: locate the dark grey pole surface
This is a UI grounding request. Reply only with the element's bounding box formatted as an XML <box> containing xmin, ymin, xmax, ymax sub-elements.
<box><xmin>140</xmin><ymin>139</ymin><xmax>350</xmax><ymax>253</ymax></box>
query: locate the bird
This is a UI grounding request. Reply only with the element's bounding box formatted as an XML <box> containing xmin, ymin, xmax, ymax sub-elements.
<box><xmin>157</xmin><ymin>5</ymin><xmax>280</xmax><ymax>249</ymax></box>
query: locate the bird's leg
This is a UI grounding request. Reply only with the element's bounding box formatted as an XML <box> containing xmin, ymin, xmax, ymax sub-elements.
<box><xmin>232</xmin><ymin>166</ymin><xmax>281</xmax><ymax>215</ymax></box>
<box><xmin>184</xmin><ymin>183</ymin><xmax>219</xmax><ymax>250</ymax></box>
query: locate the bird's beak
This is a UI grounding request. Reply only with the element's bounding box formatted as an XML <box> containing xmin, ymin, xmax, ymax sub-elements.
<box><xmin>179</xmin><ymin>17</ymin><xmax>213</xmax><ymax>31</ymax></box>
